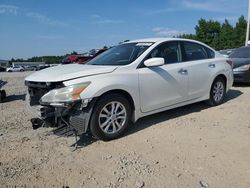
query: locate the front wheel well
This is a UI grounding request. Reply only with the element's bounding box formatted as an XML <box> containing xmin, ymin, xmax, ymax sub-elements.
<box><xmin>95</xmin><ymin>89</ymin><xmax>135</xmax><ymax>111</ymax></box>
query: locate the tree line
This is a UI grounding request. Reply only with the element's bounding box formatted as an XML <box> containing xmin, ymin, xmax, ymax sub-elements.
<box><xmin>11</xmin><ymin>16</ymin><xmax>247</xmax><ymax>64</ymax></box>
<box><xmin>10</xmin><ymin>51</ymin><xmax>78</xmax><ymax>64</ymax></box>
<box><xmin>179</xmin><ymin>15</ymin><xmax>247</xmax><ymax>50</ymax></box>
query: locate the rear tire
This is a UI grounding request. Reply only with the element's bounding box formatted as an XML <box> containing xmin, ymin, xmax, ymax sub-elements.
<box><xmin>206</xmin><ymin>77</ymin><xmax>226</xmax><ymax>106</ymax></box>
<box><xmin>89</xmin><ymin>93</ymin><xmax>132</xmax><ymax>141</ymax></box>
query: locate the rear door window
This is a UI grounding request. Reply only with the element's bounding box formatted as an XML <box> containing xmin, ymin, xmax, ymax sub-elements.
<box><xmin>182</xmin><ymin>42</ymin><xmax>209</xmax><ymax>61</ymax></box>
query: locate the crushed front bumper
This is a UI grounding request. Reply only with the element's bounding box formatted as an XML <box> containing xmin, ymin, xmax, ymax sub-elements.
<box><xmin>26</xmin><ymin>93</ymin><xmax>95</xmax><ymax>135</ymax></box>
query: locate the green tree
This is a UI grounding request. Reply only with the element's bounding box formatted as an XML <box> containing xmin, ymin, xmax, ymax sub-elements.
<box><xmin>179</xmin><ymin>34</ymin><xmax>197</xmax><ymax>40</ymax></box>
<box><xmin>234</xmin><ymin>15</ymin><xmax>247</xmax><ymax>47</ymax></box>
<box><xmin>220</xmin><ymin>19</ymin><xmax>234</xmax><ymax>49</ymax></box>
<box><xmin>179</xmin><ymin>16</ymin><xmax>248</xmax><ymax>50</ymax></box>
<box><xmin>195</xmin><ymin>18</ymin><xmax>221</xmax><ymax>49</ymax></box>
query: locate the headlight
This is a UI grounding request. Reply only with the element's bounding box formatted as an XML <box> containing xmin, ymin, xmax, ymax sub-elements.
<box><xmin>234</xmin><ymin>65</ymin><xmax>250</xmax><ymax>71</ymax></box>
<box><xmin>41</xmin><ymin>82</ymin><xmax>91</xmax><ymax>103</ymax></box>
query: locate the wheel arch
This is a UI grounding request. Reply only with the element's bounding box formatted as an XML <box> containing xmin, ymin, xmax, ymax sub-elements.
<box><xmin>95</xmin><ymin>89</ymin><xmax>136</xmax><ymax>112</ymax></box>
<box><xmin>213</xmin><ymin>74</ymin><xmax>227</xmax><ymax>89</ymax></box>
<box><xmin>88</xmin><ymin>89</ymin><xmax>137</xmax><ymax>136</ymax></box>
<box><xmin>206</xmin><ymin>73</ymin><xmax>228</xmax><ymax>106</ymax></box>
<box><xmin>206</xmin><ymin>73</ymin><xmax>228</xmax><ymax>100</ymax></box>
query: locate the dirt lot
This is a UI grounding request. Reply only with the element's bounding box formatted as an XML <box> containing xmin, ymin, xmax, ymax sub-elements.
<box><xmin>0</xmin><ymin>71</ymin><xmax>250</xmax><ymax>188</ymax></box>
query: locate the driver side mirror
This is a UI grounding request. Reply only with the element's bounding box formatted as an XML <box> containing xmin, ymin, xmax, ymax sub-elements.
<box><xmin>144</xmin><ymin>58</ymin><xmax>165</xmax><ymax>67</ymax></box>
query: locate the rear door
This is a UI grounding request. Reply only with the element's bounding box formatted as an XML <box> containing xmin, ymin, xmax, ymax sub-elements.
<box><xmin>180</xmin><ymin>41</ymin><xmax>216</xmax><ymax>99</ymax></box>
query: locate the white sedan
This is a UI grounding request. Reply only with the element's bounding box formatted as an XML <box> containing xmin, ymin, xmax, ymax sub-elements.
<box><xmin>7</xmin><ymin>65</ymin><xmax>24</xmax><ymax>72</ymax></box>
<box><xmin>25</xmin><ymin>38</ymin><xmax>233</xmax><ymax>140</ymax></box>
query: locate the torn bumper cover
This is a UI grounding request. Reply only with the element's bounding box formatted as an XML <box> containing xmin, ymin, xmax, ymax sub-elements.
<box><xmin>26</xmin><ymin>92</ymin><xmax>95</xmax><ymax>135</ymax></box>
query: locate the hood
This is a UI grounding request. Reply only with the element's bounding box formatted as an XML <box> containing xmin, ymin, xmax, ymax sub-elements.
<box><xmin>231</xmin><ymin>58</ymin><xmax>250</xmax><ymax>69</ymax></box>
<box><xmin>25</xmin><ymin>64</ymin><xmax>118</xmax><ymax>82</ymax></box>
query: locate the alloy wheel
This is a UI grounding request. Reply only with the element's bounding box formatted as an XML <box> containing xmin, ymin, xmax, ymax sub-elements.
<box><xmin>212</xmin><ymin>81</ymin><xmax>224</xmax><ymax>102</ymax></box>
<box><xmin>98</xmin><ymin>101</ymin><xmax>127</xmax><ymax>134</ymax></box>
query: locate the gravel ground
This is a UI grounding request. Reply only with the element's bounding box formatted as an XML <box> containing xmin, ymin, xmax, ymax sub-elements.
<box><xmin>0</xmin><ymin>71</ymin><xmax>250</xmax><ymax>188</ymax></box>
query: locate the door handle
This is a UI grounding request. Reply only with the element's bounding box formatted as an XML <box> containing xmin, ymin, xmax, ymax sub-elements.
<box><xmin>178</xmin><ymin>68</ymin><xmax>188</xmax><ymax>75</ymax></box>
<box><xmin>209</xmin><ymin>63</ymin><xmax>216</xmax><ymax>68</ymax></box>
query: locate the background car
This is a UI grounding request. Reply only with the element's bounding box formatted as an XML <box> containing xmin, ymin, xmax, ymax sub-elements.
<box><xmin>219</xmin><ymin>49</ymin><xmax>235</xmax><ymax>57</ymax></box>
<box><xmin>6</xmin><ymin>65</ymin><xmax>24</xmax><ymax>72</ymax></box>
<box><xmin>229</xmin><ymin>46</ymin><xmax>250</xmax><ymax>84</ymax></box>
<box><xmin>61</xmin><ymin>48</ymin><xmax>107</xmax><ymax>64</ymax></box>
<box><xmin>35</xmin><ymin>65</ymin><xmax>51</xmax><ymax>71</ymax></box>
<box><xmin>0</xmin><ymin>66</ymin><xmax>6</xmax><ymax>72</ymax></box>
<box><xmin>23</xmin><ymin>65</ymin><xmax>36</xmax><ymax>71</ymax></box>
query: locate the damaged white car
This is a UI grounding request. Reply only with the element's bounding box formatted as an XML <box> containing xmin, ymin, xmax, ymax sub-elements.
<box><xmin>25</xmin><ymin>38</ymin><xmax>233</xmax><ymax>141</ymax></box>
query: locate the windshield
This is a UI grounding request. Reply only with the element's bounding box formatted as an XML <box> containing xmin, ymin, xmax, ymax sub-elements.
<box><xmin>87</xmin><ymin>42</ymin><xmax>152</xmax><ymax>66</ymax></box>
<box><xmin>229</xmin><ymin>47</ymin><xmax>250</xmax><ymax>58</ymax></box>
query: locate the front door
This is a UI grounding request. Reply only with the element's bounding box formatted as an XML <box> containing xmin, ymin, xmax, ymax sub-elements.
<box><xmin>138</xmin><ymin>41</ymin><xmax>188</xmax><ymax>113</ymax></box>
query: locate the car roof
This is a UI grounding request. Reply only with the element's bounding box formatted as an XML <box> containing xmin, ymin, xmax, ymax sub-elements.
<box><xmin>126</xmin><ymin>38</ymin><xmax>200</xmax><ymax>44</ymax></box>
<box><xmin>238</xmin><ymin>46</ymin><xmax>250</xmax><ymax>50</ymax></box>
<box><xmin>125</xmin><ymin>38</ymin><xmax>215</xmax><ymax>52</ymax></box>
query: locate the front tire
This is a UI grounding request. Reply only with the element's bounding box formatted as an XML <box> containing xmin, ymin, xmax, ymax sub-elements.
<box><xmin>0</xmin><ymin>91</ymin><xmax>2</xmax><ymax>103</ymax></box>
<box><xmin>89</xmin><ymin>93</ymin><xmax>132</xmax><ymax>141</ymax></box>
<box><xmin>0</xmin><ymin>90</ymin><xmax>6</xmax><ymax>102</ymax></box>
<box><xmin>206</xmin><ymin>77</ymin><xmax>226</xmax><ymax>106</ymax></box>
<box><xmin>1</xmin><ymin>90</ymin><xmax>6</xmax><ymax>99</ymax></box>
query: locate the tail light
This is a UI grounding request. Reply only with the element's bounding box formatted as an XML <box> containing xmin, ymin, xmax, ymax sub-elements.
<box><xmin>226</xmin><ymin>60</ymin><xmax>233</xmax><ymax>68</ymax></box>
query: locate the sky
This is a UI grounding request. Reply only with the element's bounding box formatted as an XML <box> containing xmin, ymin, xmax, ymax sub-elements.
<box><xmin>0</xmin><ymin>0</ymin><xmax>248</xmax><ymax>59</ymax></box>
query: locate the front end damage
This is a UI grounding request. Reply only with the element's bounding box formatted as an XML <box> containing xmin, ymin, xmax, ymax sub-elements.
<box><xmin>25</xmin><ymin>81</ymin><xmax>95</xmax><ymax>140</ymax></box>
